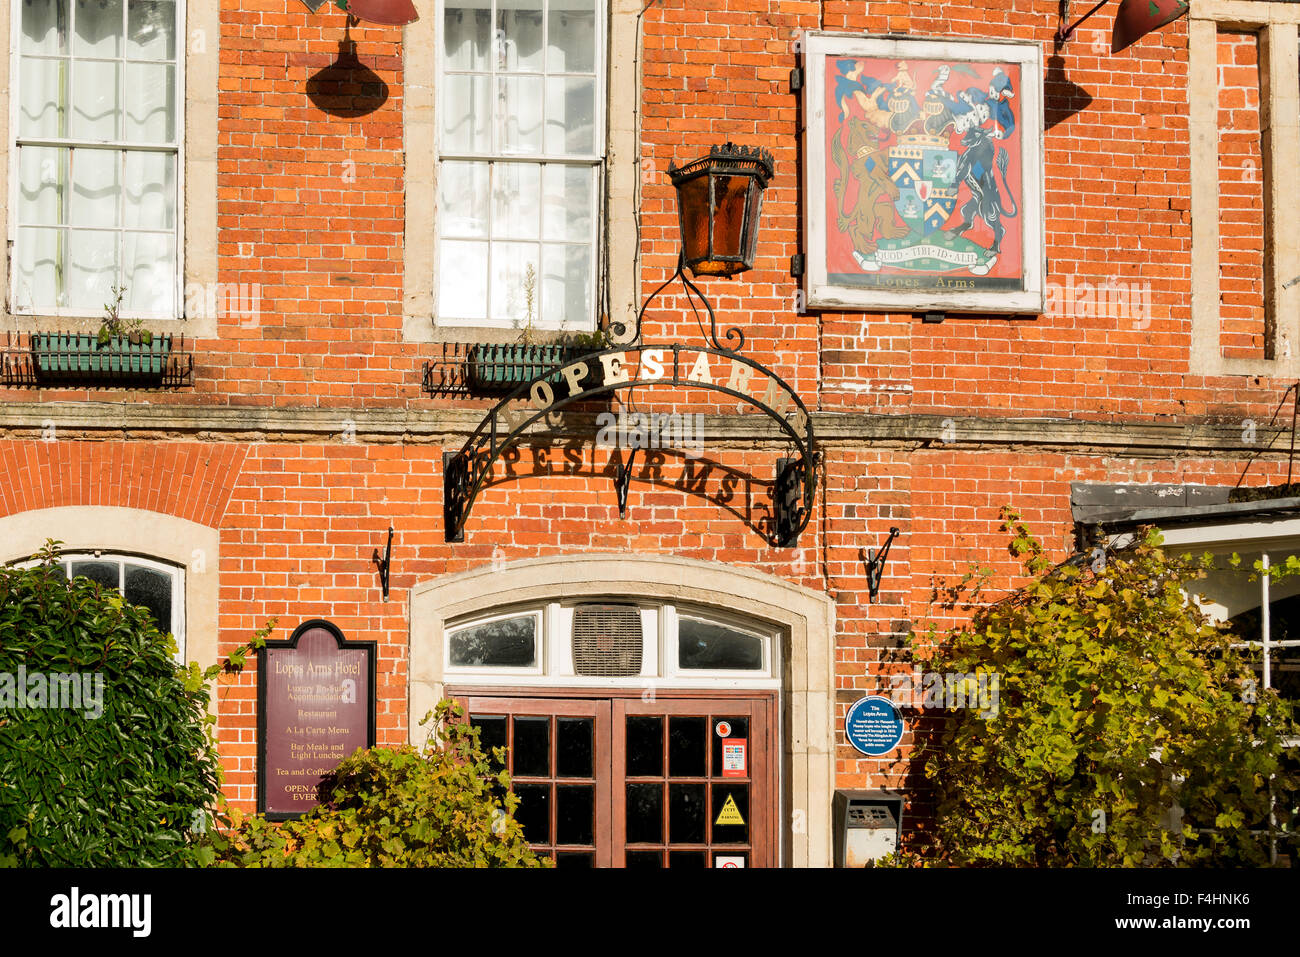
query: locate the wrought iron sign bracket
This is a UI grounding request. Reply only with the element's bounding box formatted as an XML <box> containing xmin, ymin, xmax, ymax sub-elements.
<box><xmin>442</xmin><ymin>343</ymin><xmax>819</xmax><ymax>548</ymax></box>
<box><xmin>371</xmin><ymin>526</ymin><xmax>393</xmax><ymax>601</ymax></box>
<box><xmin>862</xmin><ymin>527</ymin><xmax>900</xmax><ymax>600</ymax></box>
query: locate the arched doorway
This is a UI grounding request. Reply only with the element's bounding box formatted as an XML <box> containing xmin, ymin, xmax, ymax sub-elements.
<box><xmin>409</xmin><ymin>553</ymin><xmax>836</xmax><ymax>867</ymax></box>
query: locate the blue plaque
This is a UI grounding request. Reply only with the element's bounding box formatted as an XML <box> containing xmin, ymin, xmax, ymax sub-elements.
<box><xmin>845</xmin><ymin>695</ymin><xmax>905</xmax><ymax>756</ymax></box>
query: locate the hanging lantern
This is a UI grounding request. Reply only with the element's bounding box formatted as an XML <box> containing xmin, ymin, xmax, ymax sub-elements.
<box><xmin>668</xmin><ymin>143</ymin><xmax>774</xmax><ymax>278</ymax></box>
<box><xmin>1111</xmin><ymin>0</ymin><xmax>1188</xmax><ymax>53</ymax></box>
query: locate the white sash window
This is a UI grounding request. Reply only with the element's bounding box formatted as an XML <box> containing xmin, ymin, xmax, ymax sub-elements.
<box><xmin>10</xmin><ymin>0</ymin><xmax>183</xmax><ymax>318</ymax></box>
<box><xmin>437</xmin><ymin>0</ymin><xmax>603</xmax><ymax>330</ymax></box>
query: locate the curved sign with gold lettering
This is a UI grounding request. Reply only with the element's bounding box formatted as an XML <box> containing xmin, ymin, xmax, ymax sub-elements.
<box><xmin>443</xmin><ymin>343</ymin><xmax>818</xmax><ymax>547</ymax></box>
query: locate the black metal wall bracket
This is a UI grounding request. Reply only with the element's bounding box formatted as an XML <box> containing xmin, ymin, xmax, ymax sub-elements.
<box><xmin>372</xmin><ymin>526</ymin><xmax>393</xmax><ymax>601</ymax></box>
<box><xmin>862</xmin><ymin>527</ymin><xmax>901</xmax><ymax>600</ymax></box>
<box><xmin>614</xmin><ymin>449</ymin><xmax>639</xmax><ymax>519</ymax></box>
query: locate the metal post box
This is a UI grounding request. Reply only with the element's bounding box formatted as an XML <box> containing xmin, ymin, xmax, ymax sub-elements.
<box><xmin>833</xmin><ymin>790</ymin><xmax>904</xmax><ymax>867</ymax></box>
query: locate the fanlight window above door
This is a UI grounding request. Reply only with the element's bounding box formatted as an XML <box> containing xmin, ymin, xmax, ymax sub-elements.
<box><xmin>444</xmin><ymin>600</ymin><xmax>778</xmax><ymax>688</ymax></box>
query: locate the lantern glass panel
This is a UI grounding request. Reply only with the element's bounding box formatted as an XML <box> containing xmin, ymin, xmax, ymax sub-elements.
<box><xmin>676</xmin><ymin>174</ymin><xmax>713</xmax><ymax>271</ymax></box>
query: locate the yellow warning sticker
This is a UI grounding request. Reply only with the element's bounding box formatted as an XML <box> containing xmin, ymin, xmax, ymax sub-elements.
<box><xmin>715</xmin><ymin>793</ymin><xmax>745</xmax><ymax>826</ymax></box>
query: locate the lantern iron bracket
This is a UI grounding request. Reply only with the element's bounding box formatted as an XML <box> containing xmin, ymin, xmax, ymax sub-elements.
<box><xmin>371</xmin><ymin>526</ymin><xmax>393</xmax><ymax>601</ymax></box>
<box><xmin>1055</xmin><ymin>0</ymin><xmax>1110</xmax><ymax>45</ymax></box>
<box><xmin>862</xmin><ymin>527</ymin><xmax>900</xmax><ymax>600</ymax></box>
<box><xmin>610</xmin><ymin>252</ymin><xmax>744</xmax><ymax>354</ymax></box>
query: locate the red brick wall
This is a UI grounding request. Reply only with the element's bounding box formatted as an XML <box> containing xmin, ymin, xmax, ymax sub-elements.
<box><xmin>0</xmin><ymin>1</ymin><xmax>1288</xmax><ymax>422</ymax></box>
<box><xmin>0</xmin><ymin>1</ymin><xmax>1287</xmax><ymax>834</ymax></box>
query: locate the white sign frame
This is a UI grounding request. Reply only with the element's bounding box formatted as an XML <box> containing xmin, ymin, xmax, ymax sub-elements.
<box><xmin>801</xmin><ymin>32</ymin><xmax>1045</xmax><ymax>315</ymax></box>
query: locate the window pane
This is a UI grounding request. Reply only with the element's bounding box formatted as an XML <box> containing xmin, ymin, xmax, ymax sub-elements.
<box><xmin>492</xmin><ymin>163</ymin><xmax>541</xmax><ymax>239</ymax></box>
<box><xmin>443</xmin><ymin>0</ymin><xmax>491</xmax><ymax>71</ymax></box>
<box><xmin>626</xmin><ymin>716</ymin><xmax>663</xmax><ymax>777</ymax></box>
<box><xmin>544</xmin><ymin>77</ymin><xmax>595</xmax><ymax>155</ymax></box>
<box><xmin>70</xmin><ymin>560</ymin><xmax>119</xmax><ymax>590</ymax></box>
<box><xmin>439</xmin><ymin>161</ymin><xmax>489</xmax><ymax>238</ymax></box>
<box><xmin>438</xmin><ymin>241</ymin><xmax>489</xmax><ymax>320</ymax></box>
<box><xmin>68</xmin><ymin>59</ymin><xmax>120</xmax><ymax>140</ymax></box>
<box><xmin>513</xmin><ymin>782</ymin><xmax>550</xmax><ymax>843</ymax></box>
<box><xmin>668</xmin><ymin>717</ymin><xmax>706</xmax><ymax>777</ymax></box>
<box><xmin>625</xmin><ymin>782</ymin><xmax>663</xmax><ymax>844</ymax></box>
<box><xmin>18</xmin><ymin>56</ymin><xmax>67</xmax><ymax>137</ymax></box>
<box><xmin>541</xmin><ymin>243</ymin><xmax>591</xmax><ymax>325</ymax></box>
<box><xmin>442</xmin><ymin>74</ymin><xmax>492</xmax><ymax>153</ymax></box>
<box><xmin>548</xmin><ymin>0</ymin><xmax>596</xmax><ymax>74</ymax></box>
<box><xmin>124</xmin><ymin>564</ymin><xmax>172</xmax><ymax>631</ymax></box>
<box><xmin>122</xmin><ymin>232</ymin><xmax>176</xmax><ymax>314</ymax></box>
<box><xmin>124</xmin><ymin>62</ymin><xmax>175</xmax><ymax>142</ymax></box>
<box><xmin>73</xmin><ymin>0</ymin><xmax>122</xmax><ymax>58</ymax></box>
<box><xmin>124</xmin><ymin>151</ymin><xmax>176</xmax><ymax>230</ymax></box>
<box><xmin>490</xmin><ymin>241</ymin><xmax>541</xmax><ymax>323</ymax></box>
<box><xmin>556</xmin><ymin>717</ymin><xmax>594</xmax><ymax>778</ymax></box>
<box><xmin>669</xmin><ymin>782</ymin><xmax>706</xmax><ymax>843</ymax></box>
<box><xmin>555</xmin><ymin>784</ymin><xmax>593</xmax><ymax>845</ymax></box>
<box><xmin>542</xmin><ymin>164</ymin><xmax>592</xmax><ymax>241</ymax></box>
<box><xmin>66</xmin><ymin>228</ymin><xmax>117</xmax><ymax>312</ymax></box>
<box><xmin>21</xmin><ymin>0</ymin><xmax>69</xmax><ymax>55</ymax></box>
<box><xmin>17</xmin><ymin>147</ymin><xmax>68</xmax><ymax>226</ymax></box>
<box><xmin>512</xmin><ymin>716</ymin><xmax>550</xmax><ymax>776</ymax></box>
<box><xmin>69</xmin><ymin>148</ymin><xmax>120</xmax><ymax>227</ymax></box>
<box><xmin>498</xmin><ymin>77</ymin><xmax>544</xmax><ymax>154</ymax></box>
<box><xmin>470</xmin><ymin>714</ymin><xmax>507</xmax><ymax>770</ymax></box>
<box><xmin>14</xmin><ymin>227</ymin><xmax>63</xmax><ymax>311</ymax></box>
<box><xmin>127</xmin><ymin>0</ymin><xmax>175</xmax><ymax>60</ymax></box>
<box><xmin>497</xmin><ymin>0</ymin><xmax>544</xmax><ymax>73</ymax></box>
<box><xmin>678</xmin><ymin>619</ymin><xmax>765</xmax><ymax>671</ymax></box>
<box><xmin>448</xmin><ymin>614</ymin><xmax>537</xmax><ymax>666</ymax></box>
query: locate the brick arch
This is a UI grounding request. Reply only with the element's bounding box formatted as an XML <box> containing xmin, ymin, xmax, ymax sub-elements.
<box><xmin>0</xmin><ymin>441</ymin><xmax>246</xmax><ymax>525</ymax></box>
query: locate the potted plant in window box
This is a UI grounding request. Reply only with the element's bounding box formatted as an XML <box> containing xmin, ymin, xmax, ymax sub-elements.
<box><xmin>31</xmin><ymin>286</ymin><xmax>173</xmax><ymax>384</ymax></box>
<box><xmin>468</xmin><ymin>267</ymin><xmax>608</xmax><ymax>394</ymax></box>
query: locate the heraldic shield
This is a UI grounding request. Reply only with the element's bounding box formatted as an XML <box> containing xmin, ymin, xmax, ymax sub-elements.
<box><xmin>888</xmin><ymin>132</ymin><xmax>958</xmax><ymax>236</ymax></box>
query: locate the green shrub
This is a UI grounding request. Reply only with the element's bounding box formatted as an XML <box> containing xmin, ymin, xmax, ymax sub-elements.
<box><xmin>0</xmin><ymin>543</ymin><xmax>222</xmax><ymax>867</ymax></box>
<box><xmin>212</xmin><ymin>700</ymin><xmax>549</xmax><ymax>867</ymax></box>
<box><xmin>897</xmin><ymin>514</ymin><xmax>1299</xmax><ymax>867</ymax></box>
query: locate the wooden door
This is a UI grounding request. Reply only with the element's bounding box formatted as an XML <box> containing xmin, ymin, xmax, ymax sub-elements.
<box><xmin>458</xmin><ymin>692</ymin><xmax>776</xmax><ymax>867</ymax></box>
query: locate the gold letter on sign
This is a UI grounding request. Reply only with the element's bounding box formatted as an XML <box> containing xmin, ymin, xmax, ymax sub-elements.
<box><xmin>600</xmin><ymin>352</ymin><xmax>630</xmax><ymax>384</ymax></box>
<box><xmin>530</xmin><ymin>380</ymin><xmax>555</xmax><ymax>409</ymax></box>
<box><xmin>726</xmin><ymin>360</ymin><xmax>753</xmax><ymax>394</ymax></box>
<box><xmin>561</xmin><ymin>362</ymin><xmax>589</xmax><ymax>396</ymax></box>
<box><xmin>760</xmin><ymin>374</ymin><xmax>791</xmax><ymax>415</ymax></box>
<box><xmin>638</xmin><ymin>348</ymin><xmax>664</xmax><ymax>381</ymax></box>
<box><xmin>686</xmin><ymin>352</ymin><xmax>713</xmax><ymax>384</ymax></box>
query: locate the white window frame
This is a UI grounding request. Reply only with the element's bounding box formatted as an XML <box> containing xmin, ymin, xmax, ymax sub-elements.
<box><xmin>446</xmin><ymin>599</ymin><xmax>779</xmax><ymax>690</ymax></box>
<box><xmin>16</xmin><ymin>550</ymin><xmax>185</xmax><ymax>663</ymax></box>
<box><xmin>433</xmin><ymin>0</ymin><xmax>606</xmax><ymax>333</ymax></box>
<box><xmin>444</xmin><ymin>606</ymin><xmax>545</xmax><ymax>676</ymax></box>
<box><xmin>7</xmin><ymin>0</ymin><xmax>186</xmax><ymax>320</ymax></box>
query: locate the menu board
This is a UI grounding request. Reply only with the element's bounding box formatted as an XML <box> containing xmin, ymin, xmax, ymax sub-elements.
<box><xmin>258</xmin><ymin>621</ymin><xmax>375</xmax><ymax>818</ymax></box>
